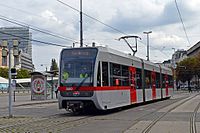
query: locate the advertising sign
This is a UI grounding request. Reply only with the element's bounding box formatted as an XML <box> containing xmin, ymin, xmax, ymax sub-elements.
<box><xmin>31</xmin><ymin>73</ymin><xmax>47</xmax><ymax>100</ymax></box>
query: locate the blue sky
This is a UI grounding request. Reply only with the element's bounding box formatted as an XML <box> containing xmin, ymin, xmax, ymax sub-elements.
<box><xmin>0</xmin><ymin>0</ymin><xmax>199</xmax><ymax>71</ymax></box>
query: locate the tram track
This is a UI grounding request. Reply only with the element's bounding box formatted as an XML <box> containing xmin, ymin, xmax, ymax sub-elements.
<box><xmin>0</xmin><ymin>94</ymin><xmax>197</xmax><ymax>132</ymax></box>
<box><xmin>123</xmin><ymin>94</ymin><xmax>199</xmax><ymax>133</ymax></box>
<box><xmin>190</xmin><ymin>101</ymin><xmax>200</xmax><ymax>133</ymax></box>
<box><xmin>141</xmin><ymin>94</ymin><xmax>199</xmax><ymax>133</ymax></box>
<box><xmin>0</xmin><ymin>112</ymin><xmax>95</xmax><ymax>132</ymax></box>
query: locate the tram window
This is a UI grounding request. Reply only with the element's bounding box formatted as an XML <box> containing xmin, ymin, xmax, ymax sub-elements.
<box><xmin>136</xmin><ymin>68</ymin><xmax>142</xmax><ymax>89</ymax></box>
<box><xmin>102</xmin><ymin>62</ymin><xmax>109</xmax><ymax>86</ymax></box>
<box><xmin>113</xmin><ymin>63</ymin><xmax>121</xmax><ymax>76</ymax></box>
<box><xmin>145</xmin><ymin>70</ymin><xmax>151</xmax><ymax>89</ymax></box>
<box><xmin>122</xmin><ymin>65</ymin><xmax>129</xmax><ymax>86</ymax></box>
<box><xmin>162</xmin><ymin>74</ymin><xmax>165</xmax><ymax>88</ymax></box>
<box><xmin>168</xmin><ymin>75</ymin><xmax>173</xmax><ymax>87</ymax></box>
<box><xmin>110</xmin><ymin>63</ymin><xmax>129</xmax><ymax>86</ymax></box>
<box><xmin>97</xmin><ymin>62</ymin><xmax>101</xmax><ymax>86</ymax></box>
<box><xmin>156</xmin><ymin>72</ymin><xmax>160</xmax><ymax>88</ymax></box>
<box><xmin>110</xmin><ymin>63</ymin><xmax>121</xmax><ymax>86</ymax></box>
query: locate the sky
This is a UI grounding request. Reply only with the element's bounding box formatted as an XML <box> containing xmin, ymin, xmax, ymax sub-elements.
<box><xmin>0</xmin><ymin>0</ymin><xmax>199</xmax><ymax>71</ymax></box>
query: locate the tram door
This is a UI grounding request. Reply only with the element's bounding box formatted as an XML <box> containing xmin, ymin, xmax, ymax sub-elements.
<box><xmin>151</xmin><ymin>71</ymin><xmax>156</xmax><ymax>99</ymax></box>
<box><xmin>165</xmin><ymin>74</ymin><xmax>169</xmax><ymax>96</ymax></box>
<box><xmin>129</xmin><ymin>67</ymin><xmax>137</xmax><ymax>103</ymax></box>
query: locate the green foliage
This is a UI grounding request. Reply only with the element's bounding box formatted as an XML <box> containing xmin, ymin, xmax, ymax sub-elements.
<box><xmin>50</xmin><ymin>58</ymin><xmax>58</xmax><ymax>71</ymax></box>
<box><xmin>16</xmin><ymin>69</ymin><xmax>31</xmax><ymax>79</ymax></box>
<box><xmin>176</xmin><ymin>57</ymin><xmax>198</xmax><ymax>83</ymax></box>
<box><xmin>0</xmin><ymin>67</ymin><xmax>31</xmax><ymax>79</ymax></box>
<box><xmin>0</xmin><ymin>67</ymin><xmax>8</xmax><ymax>78</ymax></box>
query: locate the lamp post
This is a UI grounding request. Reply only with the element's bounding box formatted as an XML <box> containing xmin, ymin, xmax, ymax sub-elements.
<box><xmin>143</xmin><ymin>31</ymin><xmax>152</xmax><ymax>61</ymax></box>
<box><xmin>1</xmin><ymin>40</ymin><xmax>19</xmax><ymax>118</ymax></box>
<box><xmin>80</xmin><ymin>0</ymin><xmax>83</xmax><ymax>47</ymax></box>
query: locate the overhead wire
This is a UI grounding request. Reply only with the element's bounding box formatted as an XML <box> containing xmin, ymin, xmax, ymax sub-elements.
<box><xmin>57</xmin><ymin>0</ymin><xmax>171</xmax><ymax>59</ymax></box>
<box><xmin>0</xmin><ymin>30</ymin><xmax>69</xmax><ymax>47</ymax></box>
<box><xmin>174</xmin><ymin>0</ymin><xmax>191</xmax><ymax>47</ymax></box>
<box><xmin>57</xmin><ymin>0</ymin><xmax>127</xmax><ymax>35</ymax></box>
<box><xmin>0</xmin><ymin>15</ymin><xmax>76</xmax><ymax>43</ymax></box>
<box><xmin>0</xmin><ymin>1</ymin><xmax>171</xmax><ymax>59</ymax></box>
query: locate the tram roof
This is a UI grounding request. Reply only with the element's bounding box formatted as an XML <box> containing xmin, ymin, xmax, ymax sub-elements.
<box><xmin>62</xmin><ymin>46</ymin><xmax>172</xmax><ymax>75</ymax></box>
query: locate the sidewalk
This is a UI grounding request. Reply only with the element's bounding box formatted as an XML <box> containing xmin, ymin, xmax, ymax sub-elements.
<box><xmin>0</xmin><ymin>93</ymin><xmax>58</xmax><ymax>109</ymax></box>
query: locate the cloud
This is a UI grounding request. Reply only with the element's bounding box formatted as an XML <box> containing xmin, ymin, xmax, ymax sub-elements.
<box><xmin>0</xmin><ymin>0</ymin><xmax>199</xmax><ymax>69</ymax></box>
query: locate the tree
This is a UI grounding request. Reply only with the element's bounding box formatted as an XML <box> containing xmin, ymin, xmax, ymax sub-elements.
<box><xmin>50</xmin><ymin>58</ymin><xmax>58</xmax><ymax>71</ymax></box>
<box><xmin>16</xmin><ymin>69</ymin><xmax>31</xmax><ymax>78</ymax></box>
<box><xmin>0</xmin><ymin>67</ymin><xmax>31</xmax><ymax>79</ymax></box>
<box><xmin>176</xmin><ymin>57</ymin><xmax>197</xmax><ymax>88</ymax></box>
<box><xmin>0</xmin><ymin>67</ymin><xmax>9</xmax><ymax>78</ymax></box>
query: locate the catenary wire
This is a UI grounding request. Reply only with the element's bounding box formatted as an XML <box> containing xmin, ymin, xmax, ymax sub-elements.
<box><xmin>57</xmin><ymin>0</ymin><xmax>171</xmax><ymax>59</ymax></box>
<box><xmin>0</xmin><ymin>15</ymin><xmax>76</xmax><ymax>43</ymax></box>
<box><xmin>174</xmin><ymin>0</ymin><xmax>191</xmax><ymax>47</ymax></box>
<box><xmin>0</xmin><ymin>30</ymin><xmax>69</xmax><ymax>47</ymax></box>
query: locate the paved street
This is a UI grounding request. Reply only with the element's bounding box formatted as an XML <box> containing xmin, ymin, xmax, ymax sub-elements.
<box><xmin>0</xmin><ymin>91</ymin><xmax>199</xmax><ymax>133</ymax></box>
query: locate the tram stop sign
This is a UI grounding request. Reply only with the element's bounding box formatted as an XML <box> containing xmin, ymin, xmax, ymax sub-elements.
<box><xmin>11</xmin><ymin>79</ymin><xmax>16</xmax><ymax>90</ymax></box>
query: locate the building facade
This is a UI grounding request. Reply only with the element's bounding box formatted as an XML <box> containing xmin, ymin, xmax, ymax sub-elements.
<box><xmin>171</xmin><ymin>49</ymin><xmax>187</xmax><ymax>68</ymax></box>
<box><xmin>0</xmin><ymin>27</ymin><xmax>34</xmax><ymax>71</ymax></box>
<box><xmin>187</xmin><ymin>41</ymin><xmax>200</xmax><ymax>57</ymax></box>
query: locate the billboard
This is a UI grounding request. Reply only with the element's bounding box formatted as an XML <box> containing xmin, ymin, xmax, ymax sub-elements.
<box><xmin>31</xmin><ymin>73</ymin><xmax>47</xmax><ymax>100</ymax></box>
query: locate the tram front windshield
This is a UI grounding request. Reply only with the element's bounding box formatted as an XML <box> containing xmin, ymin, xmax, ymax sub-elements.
<box><xmin>60</xmin><ymin>48</ymin><xmax>97</xmax><ymax>87</ymax></box>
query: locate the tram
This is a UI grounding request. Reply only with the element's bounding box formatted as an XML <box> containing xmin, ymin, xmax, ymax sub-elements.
<box><xmin>58</xmin><ymin>46</ymin><xmax>173</xmax><ymax>112</ymax></box>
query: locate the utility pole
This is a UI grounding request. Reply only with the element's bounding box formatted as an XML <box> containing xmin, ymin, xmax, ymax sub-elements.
<box><xmin>80</xmin><ymin>0</ymin><xmax>83</xmax><ymax>47</ymax></box>
<box><xmin>143</xmin><ymin>31</ymin><xmax>152</xmax><ymax>61</ymax></box>
<box><xmin>8</xmin><ymin>41</ymin><xmax>12</xmax><ymax>118</ymax></box>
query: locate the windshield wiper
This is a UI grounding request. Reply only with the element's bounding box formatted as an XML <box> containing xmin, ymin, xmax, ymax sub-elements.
<box><xmin>75</xmin><ymin>76</ymin><xmax>90</xmax><ymax>91</ymax></box>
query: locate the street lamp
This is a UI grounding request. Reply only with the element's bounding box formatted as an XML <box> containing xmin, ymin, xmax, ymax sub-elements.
<box><xmin>80</xmin><ymin>0</ymin><xmax>83</xmax><ymax>47</ymax></box>
<box><xmin>1</xmin><ymin>40</ymin><xmax>19</xmax><ymax>118</ymax></box>
<box><xmin>143</xmin><ymin>31</ymin><xmax>152</xmax><ymax>61</ymax></box>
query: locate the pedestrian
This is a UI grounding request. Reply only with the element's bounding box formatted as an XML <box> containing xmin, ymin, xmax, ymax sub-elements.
<box><xmin>188</xmin><ymin>86</ymin><xmax>192</xmax><ymax>93</ymax></box>
<box><xmin>54</xmin><ymin>83</ymin><xmax>58</xmax><ymax>99</ymax></box>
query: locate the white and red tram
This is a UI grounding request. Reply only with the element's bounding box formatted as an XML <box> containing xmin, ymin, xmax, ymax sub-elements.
<box><xmin>58</xmin><ymin>46</ymin><xmax>173</xmax><ymax>112</ymax></box>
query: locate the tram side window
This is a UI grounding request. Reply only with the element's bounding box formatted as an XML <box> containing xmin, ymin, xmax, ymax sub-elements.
<box><xmin>102</xmin><ymin>62</ymin><xmax>109</xmax><ymax>86</ymax></box>
<box><xmin>145</xmin><ymin>70</ymin><xmax>151</xmax><ymax>89</ymax></box>
<box><xmin>156</xmin><ymin>72</ymin><xmax>160</xmax><ymax>88</ymax></box>
<box><xmin>136</xmin><ymin>68</ymin><xmax>142</xmax><ymax>89</ymax></box>
<box><xmin>168</xmin><ymin>75</ymin><xmax>173</xmax><ymax>87</ymax></box>
<box><xmin>97</xmin><ymin>62</ymin><xmax>101</xmax><ymax>86</ymax></box>
<box><xmin>162</xmin><ymin>74</ymin><xmax>165</xmax><ymax>88</ymax></box>
<box><xmin>110</xmin><ymin>63</ymin><xmax>121</xmax><ymax>86</ymax></box>
<box><xmin>122</xmin><ymin>65</ymin><xmax>129</xmax><ymax>86</ymax></box>
<box><xmin>110</xmin><ymin>63</ymin><xmax>129</xmax><ymax>86</ymax></box>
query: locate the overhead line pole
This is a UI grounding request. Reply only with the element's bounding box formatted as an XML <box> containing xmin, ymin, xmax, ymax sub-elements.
<box><xmin>80</xmin><ymin>0</ymin><xmax>83</xmax><ymax>47</ymax></box>
<box><xmin>143</xmin><ymin>31</ymin><xmax>152</xmax><ymax>61</ymax></box>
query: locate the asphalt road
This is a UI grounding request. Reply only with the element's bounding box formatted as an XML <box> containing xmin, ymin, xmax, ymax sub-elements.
<box><xmin>0</xmin><ymin>91</ymin><xmax>199</xmax><ymax>133</ymax></box>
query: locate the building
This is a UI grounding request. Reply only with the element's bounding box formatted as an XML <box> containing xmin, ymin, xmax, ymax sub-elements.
<box><xmin>187</xmin><ymin>41</ymin><xmax>200</xmax><ymax>57</ymax></box>
<box><xmin>171</xmin><ymin>49</ymin><xmax>187</xmax><ymax>68</ymax></box>
<box><xmin>0</xmin><ymin>27</ymin><xmax>34</xmax><ymax>71</ymax></box>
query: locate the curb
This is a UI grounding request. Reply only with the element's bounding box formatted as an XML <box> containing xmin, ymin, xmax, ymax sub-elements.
<box><xmin>1</xmin><ymin>100</ymin><xmax>58</xmax><ymax>109</ymax></box>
